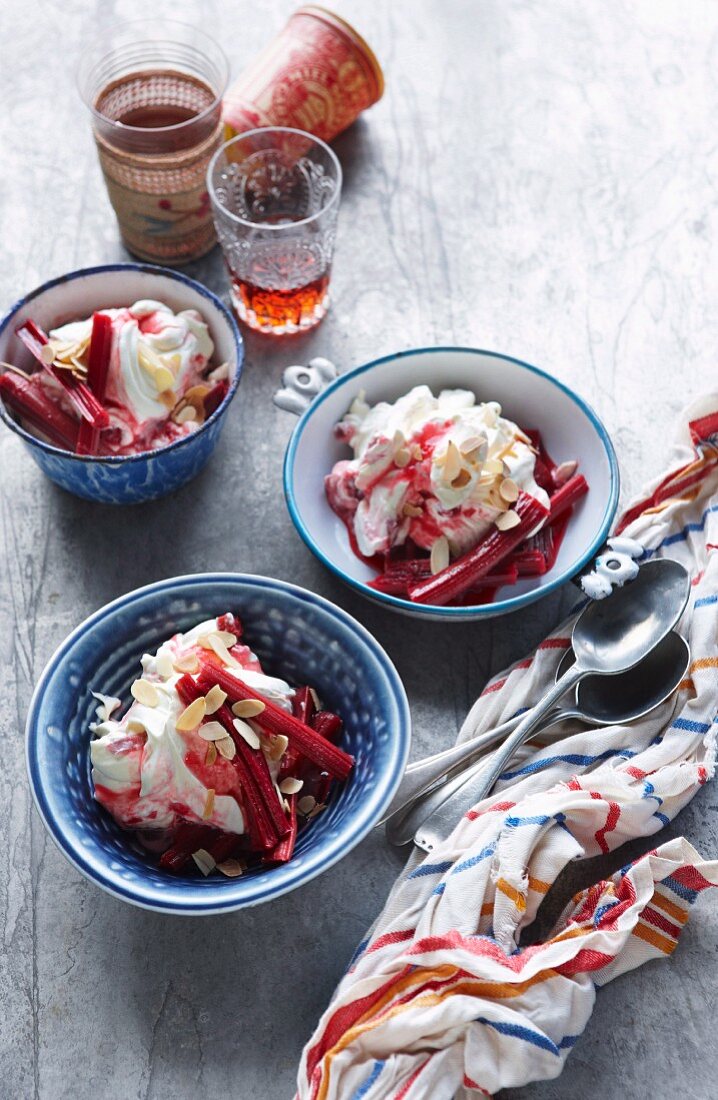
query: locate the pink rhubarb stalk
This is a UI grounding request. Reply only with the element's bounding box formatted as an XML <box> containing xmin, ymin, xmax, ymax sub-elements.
<box><xmin>0</xmin><ymin>369</ymin><xmax>79</xmax><ymax>450</ymax></box>
<box><xmin>408</xmin><ymin>492</ymin><xmax>550</xmax><ymax>606</ymax></box>
<box><xmin>76</xmin><ymin>312</ymin><xmax>113</xmax><ymax>455</ymax></box>
<box><xmin>197</xmin><ymin>658</ymin><xmax>354</xmax><ymax>781</ymax></box>
<box><xmin>549</xmin><ymin>473</ymin><xmax>589</xmax><ymax>522</ymax></box>
<box><xmin>16</xmin><ymin>319</ymin><xmax>110</xmax><ymax>430</ymax></box>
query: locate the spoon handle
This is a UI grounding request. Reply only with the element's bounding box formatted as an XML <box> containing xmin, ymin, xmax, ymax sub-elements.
<box><xmin>414</xmin><ymin>663</ymin><xmax>585</xmax><ymax>853</ymax></box>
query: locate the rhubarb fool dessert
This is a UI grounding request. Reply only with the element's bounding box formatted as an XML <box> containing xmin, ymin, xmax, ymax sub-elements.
<box><xmin>0</xmin><ymin>301</ymin><xmax>229</xmax><ymax>456</ymax></box>
<box><xmin>325</xmin><ymin>385</ymin><xmax>588</xmax><ymax>606</ymax></box>
<box><xmin>89</xmin><ymin>613</ymin><xmax>353</xmax><ymax>876</ymax></box>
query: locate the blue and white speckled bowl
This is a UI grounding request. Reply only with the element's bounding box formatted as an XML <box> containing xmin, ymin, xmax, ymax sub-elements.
<box><xmin>26</xmin><ymin>574</ymin><xmax>411</xmax><ymax>915</ymax></box>
<box><xmin>0</xmin><ymin>264</ymin><xmax>243</xmax><ymax>504</ymax></box>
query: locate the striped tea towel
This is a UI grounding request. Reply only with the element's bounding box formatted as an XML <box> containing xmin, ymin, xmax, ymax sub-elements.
<box><xmin>296</xmin><ymin>395</ymin><xmax>718</xmax><ymax>1100</ymax></box>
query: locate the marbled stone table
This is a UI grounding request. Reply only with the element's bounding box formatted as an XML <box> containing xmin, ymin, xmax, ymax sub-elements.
<box><xmin>2</xmin><ymin>1</ymin><xmax>717</xmax><ymax>1096</ymax></box>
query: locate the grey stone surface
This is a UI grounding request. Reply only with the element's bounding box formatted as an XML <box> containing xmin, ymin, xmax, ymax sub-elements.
<box><xmin>1</xmin><ymin>0</ymin><xmax>717</xmax><ymax>1097</ymax></box>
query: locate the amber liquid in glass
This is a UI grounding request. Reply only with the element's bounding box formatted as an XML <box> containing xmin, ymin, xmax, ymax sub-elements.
<box><xmin>95</xmin><ymin>70</ymin><xmax>218</xmax><ymax>152</ymax></box>
<box><xmin>231</xmin><ymin>271</ymin><xmax>330</xmax><ymax>332</ymax></box>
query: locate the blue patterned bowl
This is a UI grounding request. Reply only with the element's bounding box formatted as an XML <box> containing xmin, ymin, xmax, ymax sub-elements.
<box><xmin>0</xmin><ymin>264</ymin><xmax>243</xmax><ymax>504</ymax></box>
<box><xmin>26</xmin><ymin>574</ymin><xmax>411</xmax><ymax>914</ymax></box>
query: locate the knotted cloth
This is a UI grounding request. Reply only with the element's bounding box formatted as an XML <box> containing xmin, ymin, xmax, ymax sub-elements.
<box><xmin>296</xmin><ymin>396</ymin><xmax>718</xmax><ymax>1100</ymax></box>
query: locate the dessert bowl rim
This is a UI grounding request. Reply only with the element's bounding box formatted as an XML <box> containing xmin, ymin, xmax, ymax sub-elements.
<box><xmin>25</xmin><ymin>571</ymin><xmax>412</xmax><ymax>914</ymax></box>
<box><xmin>0</xmin><ymin>262</ymin><xmax>243</xmax><ymax>465</ymax></box>
<box><xmin>283</xmin><ymin>345</ymin><xmax>620</xmax><ymax>619</ymax></box>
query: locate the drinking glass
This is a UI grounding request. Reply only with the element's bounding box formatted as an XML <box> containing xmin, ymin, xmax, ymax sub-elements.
<box><xmin>207</xmin><ymin>127</ymin><xmax>342</xmax><ymax>335</ymax></box>
<box><xmin>77</xmin><ymin>20</ymin><xmax>229</xmax><ymax>265</ymax></box>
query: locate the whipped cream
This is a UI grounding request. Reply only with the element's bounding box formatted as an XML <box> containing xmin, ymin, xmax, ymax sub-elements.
<box><xmin>89</xmin><ymin>618</ymin><xmax>294</xmax><ymax>837</ymax></box>
<box><xmin>326</xmin><ymin>385</ymin><xmax>549</xmax><ymax>558</ymax></box>
<box><xmin>48</xmin><ymin>300</ymin><xmax>214</xmax><ymax>454</ymax></box>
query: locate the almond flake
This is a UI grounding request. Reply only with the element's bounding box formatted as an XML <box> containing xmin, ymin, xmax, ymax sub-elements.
<box><xmin>202</xmin><ymin>788</ymin><xmax>215</xmax><ymax>820</ymax></box>
<box><xmin>216</xmin><ymin>858</ymin><xmax>244</xmax><ymax>878</ymax></box>
<box><xmin>297</xmin><ymin>795</ymin><xmax>317</xmax><ymax>816</ymax></box>
<box><xmin>499</xmin><ymin>478</ymin><xmax>519</xmax><ymax>503</ymax></box>
<box><xmin>231</xmin><ymin>698</ymin><xmax>266</xmax><ymax>719</ymax></box>
<box><xmin>197</xmin><ymin>630</ymin><xmax>234</xmax><ymax>649</ymax></box>
<box><xmin>191</xmin><ymin>848</ymin><xmax>216</xmax><ymax>876</ymax></box>
<box><xmin>201</xmin><ymin>632</ymin><xmax>240</xmax><ymax>668</ymax></box>
<box><xmin>309</xmin><ymin>687</ymin><xmax>321</xmax><ymax>710</ymax></box>
<box><xmin>394</xmin><ymin>447</ymin><xmax>411</xmax><ymax>468</ymax></box>
<box><xmin>554</xmin><ymin>460</ymin><xmax>578</xmax><ymax>486</ymax></box>
<box><xmin>307</xmin><ymin>802</ymin><xmax>327</xmax><ymax>819</ymax></box>
<box><xmin>198</xmin><ymin>720</ymin><xmax>228</xmax><ymax>741</ymax></box>
<box><xmin>279</xmin><ymin>777</ymin><xmax>304</xmax><ymax>795</ymax></box>
<box><xmin>442</xmin><ymin>440</ymin><xmax>462</xmax><ymax>482</ymax></box>
<box><xmin>459</xmin><ymin>434</ymin><xmax>484</xmax><ymax>455</ymax></box>
<box><xmin>483</xmin><ymin>458</ymin><xmax>504</xmax><ymax>476</ymax></box>
<box><xmin>173</xmin><ymin>651</ymin><xmax>200</xmax><ymax>674</ymax></box>
<box><xmin>451</xmin><ymin>467</ymin><xmax>472</xmax><ymax>490</ymax></box>
<box><xmin>155</xmin><ymin>653</ymin><xmax>174</xmax><ymax>679</ymax></box>
<box><xmin>392</xmin><ymin>429</ymin><xmax>406</xmax><ymax>449</ymax></box>
<box><xmin>176</xmin><ymin>697</ymin><xmax>206</xmax><ymax>731</ymax></box>
<box><xmin>39</xmin><ymin>343</ymin><xmax>56</xmax><ymax>365</ymax></box>
<box><xmin>263</xmin><ymin>733</ymin><xmax>289</xmax><ymax>761</ymax></box>
<box><xmin>430</xmin><ymin>535</ymin><xmax>450</xmax><ymax>575</ymax></box>
<box><xmin>233</xmin><ymin>717</ymin><xmax>261</xmax><ymax>749</ymax></box>
<box><xmin>402</xmin><ymin>501</ymin><xmax>423</xmax><ymax>518</ymax></box>
<box><xmin>495</xmin><ymin>509</ymin><xmax>521</xmax><ymax>531</ymax></box>
<box><xmin>410</xmin><ymin>443</ymin><xmax>424</xmax><ymax>462</ymax></box>
<box><xmin>175</xmin><ymin>404</ymin><xmax>197</xmax><ymax>424</ymax></box>
<box><xmin>216</xmin><ymin>736</ymin><xmax>236</xmax><ymax>760</ymax></box>
<box><xmin>204</xmin><ymin>684</ymin><xmax>228</xmax><ymax>714</ymax></box>
<box><xmin>205</xmin><ymin>741</ymin><xmax>218</xmax><ymax>766</ymax></box>
<box><xmin>130</xmin><ymin>679</ymin><xmax>160</xmax><ymax>707</ymax></box>
<box><xmin>159</xmin><ymin>390</ymin><xmax>176</xmax><ymax>410</ymax></box>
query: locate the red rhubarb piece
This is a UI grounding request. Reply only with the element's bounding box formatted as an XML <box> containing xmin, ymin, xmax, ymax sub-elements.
<box><xmin>281</xmin><ymin>686</ymin><xmax>316</xmax><ymax>778</ymax></box>
<box><xmin>76</xmin><ymin>312</ymin><xmax>113</xmax><ymax>455</ymax></box>
<box><xmin>0</xmin><ymin>370</ymin><xmax>79</xmax><ymax>450</ymax></box>
<box><xmin>216</xmin><ymin>612</ymin><xmax>243</xmax><ymax>638</ymax></box>
<box><xmin>549</xmin><ymin>473</ymin><xmax>589</xmax><ymax>522</ymax></box>
<box><xmin>196</xmin><ymin>659</ymin><xmax>354</xmax><ymax>781</ymax></box>
<box><xmin>408</xmin><ymin>492</ymin><xmax>550</xmax><ymax>606</ymax></box>
<box><xmin>508</xmin><ymin>549</ymin><xmax>547</xmax><ymax>577</ymax></box>
<box><xmin>204</xmin><ymin>380</ymin><xmax>229</xmax><ymax>418</ymax></box>
<box><xmin>264</xmin><ymin>794</ymin><xmax>298</xmax><ymax>864</ymax></box>
<box><xmin>15</xmin><ymin>319</ymin><xmax>110</xmax><ymax>430</ymax></box>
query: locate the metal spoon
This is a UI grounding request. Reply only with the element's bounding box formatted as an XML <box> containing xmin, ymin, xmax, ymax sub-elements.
<box><xmin>411</xmin><ymin>558</ymin><xmax>689</xmax><ymax>852</ymax></box>
<box><xmin>385</xmin><ymin>630</ymin><xmax>689</xmax><ymax>846</ymax></box>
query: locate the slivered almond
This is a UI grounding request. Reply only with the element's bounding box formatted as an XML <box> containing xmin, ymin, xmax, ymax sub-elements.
<box><xmin>204</xmin><ymin>684</ymin><xmax>227</xmax><ymax>714</ymax></box>
<box><xmin>451</xmin><ymin>467</ymin><xmax>472</xmax><ymax>489</ymax></box>
<box><xmin>153</xmin><ymin>366</ymin><xmax>175</xmax><ymax>394</ymax></box>
<box><xmin>499</xmin><ymin>478</ymin><xmax>519</xmax><ymax>503</ymax></box>
<box><xmin>202</xmin><ymin>788</ymin><xmax>215</xmax><ymax>820</ymax></box>
<box><xmin>155</xmin><ymin>653</ymin><xmax>174</xmax><ymax>679</ymax></box>
<box><xmin>173</xmin><ymin>651</ymin><xmax>200</xmax><ymax>674</ymax></box>
<box><xmin>175</xmin><ymin>405</ymin><xmax>196</xmax><ymax>424</ymax></box>
<box><xmin>309</xmin><ymin>687</ymin><xmax>321</xmax><ymax>710</ymax></box>
<box><xmin>216</xmin><ymin>736</ymin><xmax>236</xmax><ymax>760</ymax></box>
<box><xmin>394</xmin><ymin>447</ymin><xmax>411</xmax><ymax>468</ymax></box>
<box><xmin>297</xmin><ymin>795</ymin><xmax>317</xmax><ymax>816</ymax></box>
<box><xmin>233</xmin><ymin>718</ymin><xmax>260</xmax><ymax>749</ymax></box>
<box><xmin>279</xmin><ymin>777</ymin><xmax>304</xmax><ymax>795</ymax></box>
<box><xmin>231</xmin><ymin>698</ymin><xmax>266</xmax><ymax>719</ymax></box>
<box><xmin>459</xmin><ymin>435</ymin><xmax>484</xmax><ymax>455</ymax></box>
<box><xmin>198</xmin><ymin>720</ymin><xmax>228</xmax><ymax>741</ymax></box>
<box><xmin>176</xmin><ymin>697</ymin><xmax>206</xmax><ymax>731</ymax></box>
<box><xmin>205</xmin><ymin>741</ymin><xmax>218</xmax><ymax>766</ymax></box>
<box><xmin>216</xmin><ymin>858</ymin><xmax>244</xmax><ymax>877</ymax></box>
<box><xmin>495</xmin><ymin>510</ymin><xmax>521</xmax><ymax>531</ymax></box>
<box><xmin>430</xmin><ymin>535</ymin><xmax>450</xmax><ymax>575</ymax></box>
<box><xmin>192</xmin><ymin>848</ymin><xmax>216</xmax><ymax>876</ymax></box>
<box><xmin>262</xmin><ymin>733</ymin><xmax>289</xmax><ymax>761</ymax></box>
<box><xmin>131</xmin><ymin>679</ymin><xmax>160</xmax><ymax>707</ymax></box>
<box><xmin>442</xmin><ymin>440</ymin><xmax>462</xmax><ymax>482</ymax></box>
<box><xmin>402</xmin><ymin>501</ymin><xmax>423</xmax><ymax>518</ymax></box>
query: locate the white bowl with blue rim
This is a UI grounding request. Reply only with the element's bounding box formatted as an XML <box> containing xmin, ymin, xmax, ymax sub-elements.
<box><xmin>25</xmin><ymin>573</ymin><xmax>411</xmax><ymax>914</ymax></box>
<box><xmin>282</xmin><ymin>347</ymin><xmax>620</xmax><ymax>621</ymax></box>
<box><xmin>0</xmin><ymin>263</ymin><xmax>243</xmax><ymax>504</ymax></box>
